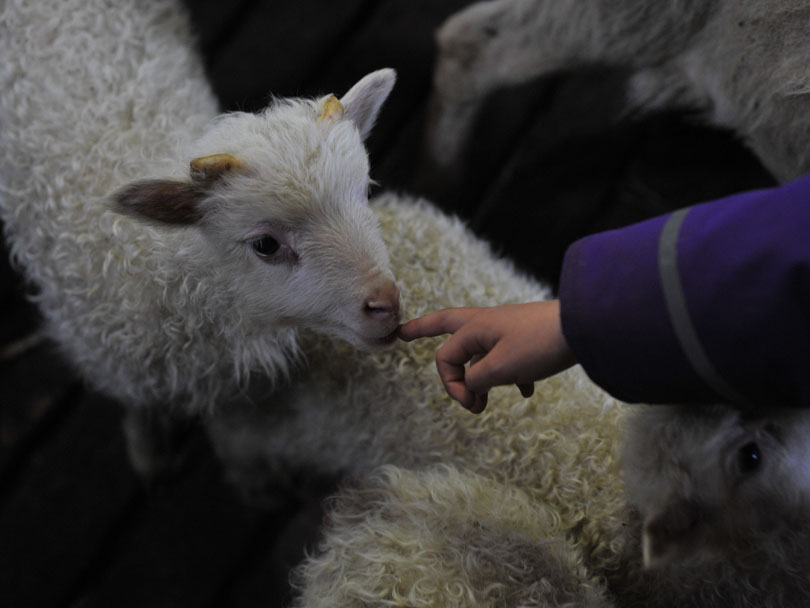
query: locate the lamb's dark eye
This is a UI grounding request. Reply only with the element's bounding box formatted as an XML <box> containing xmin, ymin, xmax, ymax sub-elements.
<box><xmin>252</xmin><ymin>236</ymin><xmax>280</xmax><ymax>257</ymax></box>
<box><xmin>738</xmin><ymin>441</ymin><xmax>761</xmax><ymax>474</ymax></box>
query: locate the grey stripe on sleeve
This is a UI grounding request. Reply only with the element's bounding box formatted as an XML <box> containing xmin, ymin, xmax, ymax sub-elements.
<box><xmin>658</xmin><ymin>209</ymin><xmax>747</xmax><ymax>404</ymax></box>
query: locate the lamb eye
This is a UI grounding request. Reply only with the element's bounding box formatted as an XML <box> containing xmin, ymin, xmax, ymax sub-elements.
<box><xmin>252</xmin><ymin>236</ymin><xmax>280</xmax><ymax>257</ymax></box>
<box><xmin>738</xmin><ymin>441</ymin><xmax>761</xmax><ymax>474</ymax></box>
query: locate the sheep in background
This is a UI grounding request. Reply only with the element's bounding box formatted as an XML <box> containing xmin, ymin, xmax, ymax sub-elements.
<box><xmin>623</xmin><ymin>404</ymin><xmax>810</xmax><ymax>576</ymax></box>
<box><xmin>291</xmin><ymin>404</ymin><xmax>810</xmax><ymax>607</ymax></box>
<box><xmin>0</xmin><ymin>0</ymin><xmax>399</xmax><ymax>474</ymax></box>
<box><xmin>427</xmin><ymin>0</ymin><xmax>810</xmax><ymax>183</ymax></box>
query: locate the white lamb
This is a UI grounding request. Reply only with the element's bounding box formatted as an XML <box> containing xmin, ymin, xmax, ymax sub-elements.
<box><xmin>291</xmin><ymin>404</ymin><xmax>810</xmax><ymax>607</ymax></box>
<box><xmin>0</xmin><ymin>0</ymin><xmax>400</xmax><ymax>473</ymax></box>
<box><xmin>427</xmin><ymin>0</ymin><xmax>810</xmax><ymax>183</ymax></box>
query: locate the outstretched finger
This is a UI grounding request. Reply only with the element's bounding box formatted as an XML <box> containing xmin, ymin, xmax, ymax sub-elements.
<box><xmin>398</xmin><ymin>308</ymin><xmax>481</xmax><ymax>341</ymax></box>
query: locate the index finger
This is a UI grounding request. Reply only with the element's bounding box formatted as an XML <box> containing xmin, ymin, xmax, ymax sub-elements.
<box><xmin>397</xmin><ymin>308</ymin><xmax>481</xmax><ymax>341</ymax></box>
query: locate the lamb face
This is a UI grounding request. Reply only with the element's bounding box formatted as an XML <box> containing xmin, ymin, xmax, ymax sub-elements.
<box><xmin>113</xmin><ymin>70</ymin><xmax>401</xmax><ymax>350</ymax></box>
<box><xmin>622</xmin><ymin>404</ymin><xmax>810</xmax><ymax>569</ymax></box>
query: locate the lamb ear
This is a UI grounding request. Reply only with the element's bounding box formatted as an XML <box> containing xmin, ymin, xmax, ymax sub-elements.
<box><xmin>339</xmin><ymin>68</ymin><xmax>396</xmax><ymax>140</ymax></box>
<box><xmin>111</xmin><ymin>180</ymin><xmax>205</xmax><ymax>225</ymax></box>
<box><xmin>111</xmin><ymin>154</ymin><xmax>245</xmax><ymax>225</ymax></box>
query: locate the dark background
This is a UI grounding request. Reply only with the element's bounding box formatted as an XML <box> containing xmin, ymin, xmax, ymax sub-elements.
<box><xmin>0</xmin><ymin>1</ymin><xmax>774</xmax><ymax>606</ymax></box>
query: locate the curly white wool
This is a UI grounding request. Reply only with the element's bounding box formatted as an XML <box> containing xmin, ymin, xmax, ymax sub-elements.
<box><xmin>1</xmin><ymin>0</ymin><xmax>218</xmax><ymax>406</ymax></box>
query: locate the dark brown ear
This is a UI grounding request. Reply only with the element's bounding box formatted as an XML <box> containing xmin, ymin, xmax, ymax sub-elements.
<box><xmin>111</xmin><ymin>180</ymin><xmax>205</xmax><ymax>225</ymax></box>
<box><xmin>112</xmin><ymin>154</ymin><xmax>245</xmax><ymax>225</ymax></box>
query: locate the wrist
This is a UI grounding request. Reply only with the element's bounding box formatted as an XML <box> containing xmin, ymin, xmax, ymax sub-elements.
<box><xmin>549</xmin><ymin>299</ymin><xmax>577</xmax><ymax>370</ymax></box>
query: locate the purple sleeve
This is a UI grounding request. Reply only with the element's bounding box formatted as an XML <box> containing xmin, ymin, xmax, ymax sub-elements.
<box><xmin>559</xmin><ymin>174</ymin><xmax>810</xmax><ymax>407</ymax></box>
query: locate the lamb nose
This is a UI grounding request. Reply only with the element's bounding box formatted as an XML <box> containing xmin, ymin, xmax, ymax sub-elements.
<box><xmin>364</xmin><ymin>285</ymin><xmax>400</xmax><ymax>319</ymax></box>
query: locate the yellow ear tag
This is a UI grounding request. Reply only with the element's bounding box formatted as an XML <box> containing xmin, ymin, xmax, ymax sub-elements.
<box><xmin>189</xmin><ymin>154</ymin><xmax>244</xmax><ymax>181</ymax></box>
<box><xmin>318</xmin><ymin>96</ymin><xmax>344</xmax><ymax>123</ymax></box>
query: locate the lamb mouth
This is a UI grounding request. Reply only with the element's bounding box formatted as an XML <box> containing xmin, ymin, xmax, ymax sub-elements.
<box><xmin>360</xmin><ymin>329</ymin><xmax>399</xmax><ymax>348</ymax></box>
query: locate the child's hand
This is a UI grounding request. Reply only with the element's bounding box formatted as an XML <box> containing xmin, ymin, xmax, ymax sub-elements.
<box><xmin>398</xmin><ymin>301</ymin><xmax>576</xmax><ymax>413</ymax></box>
